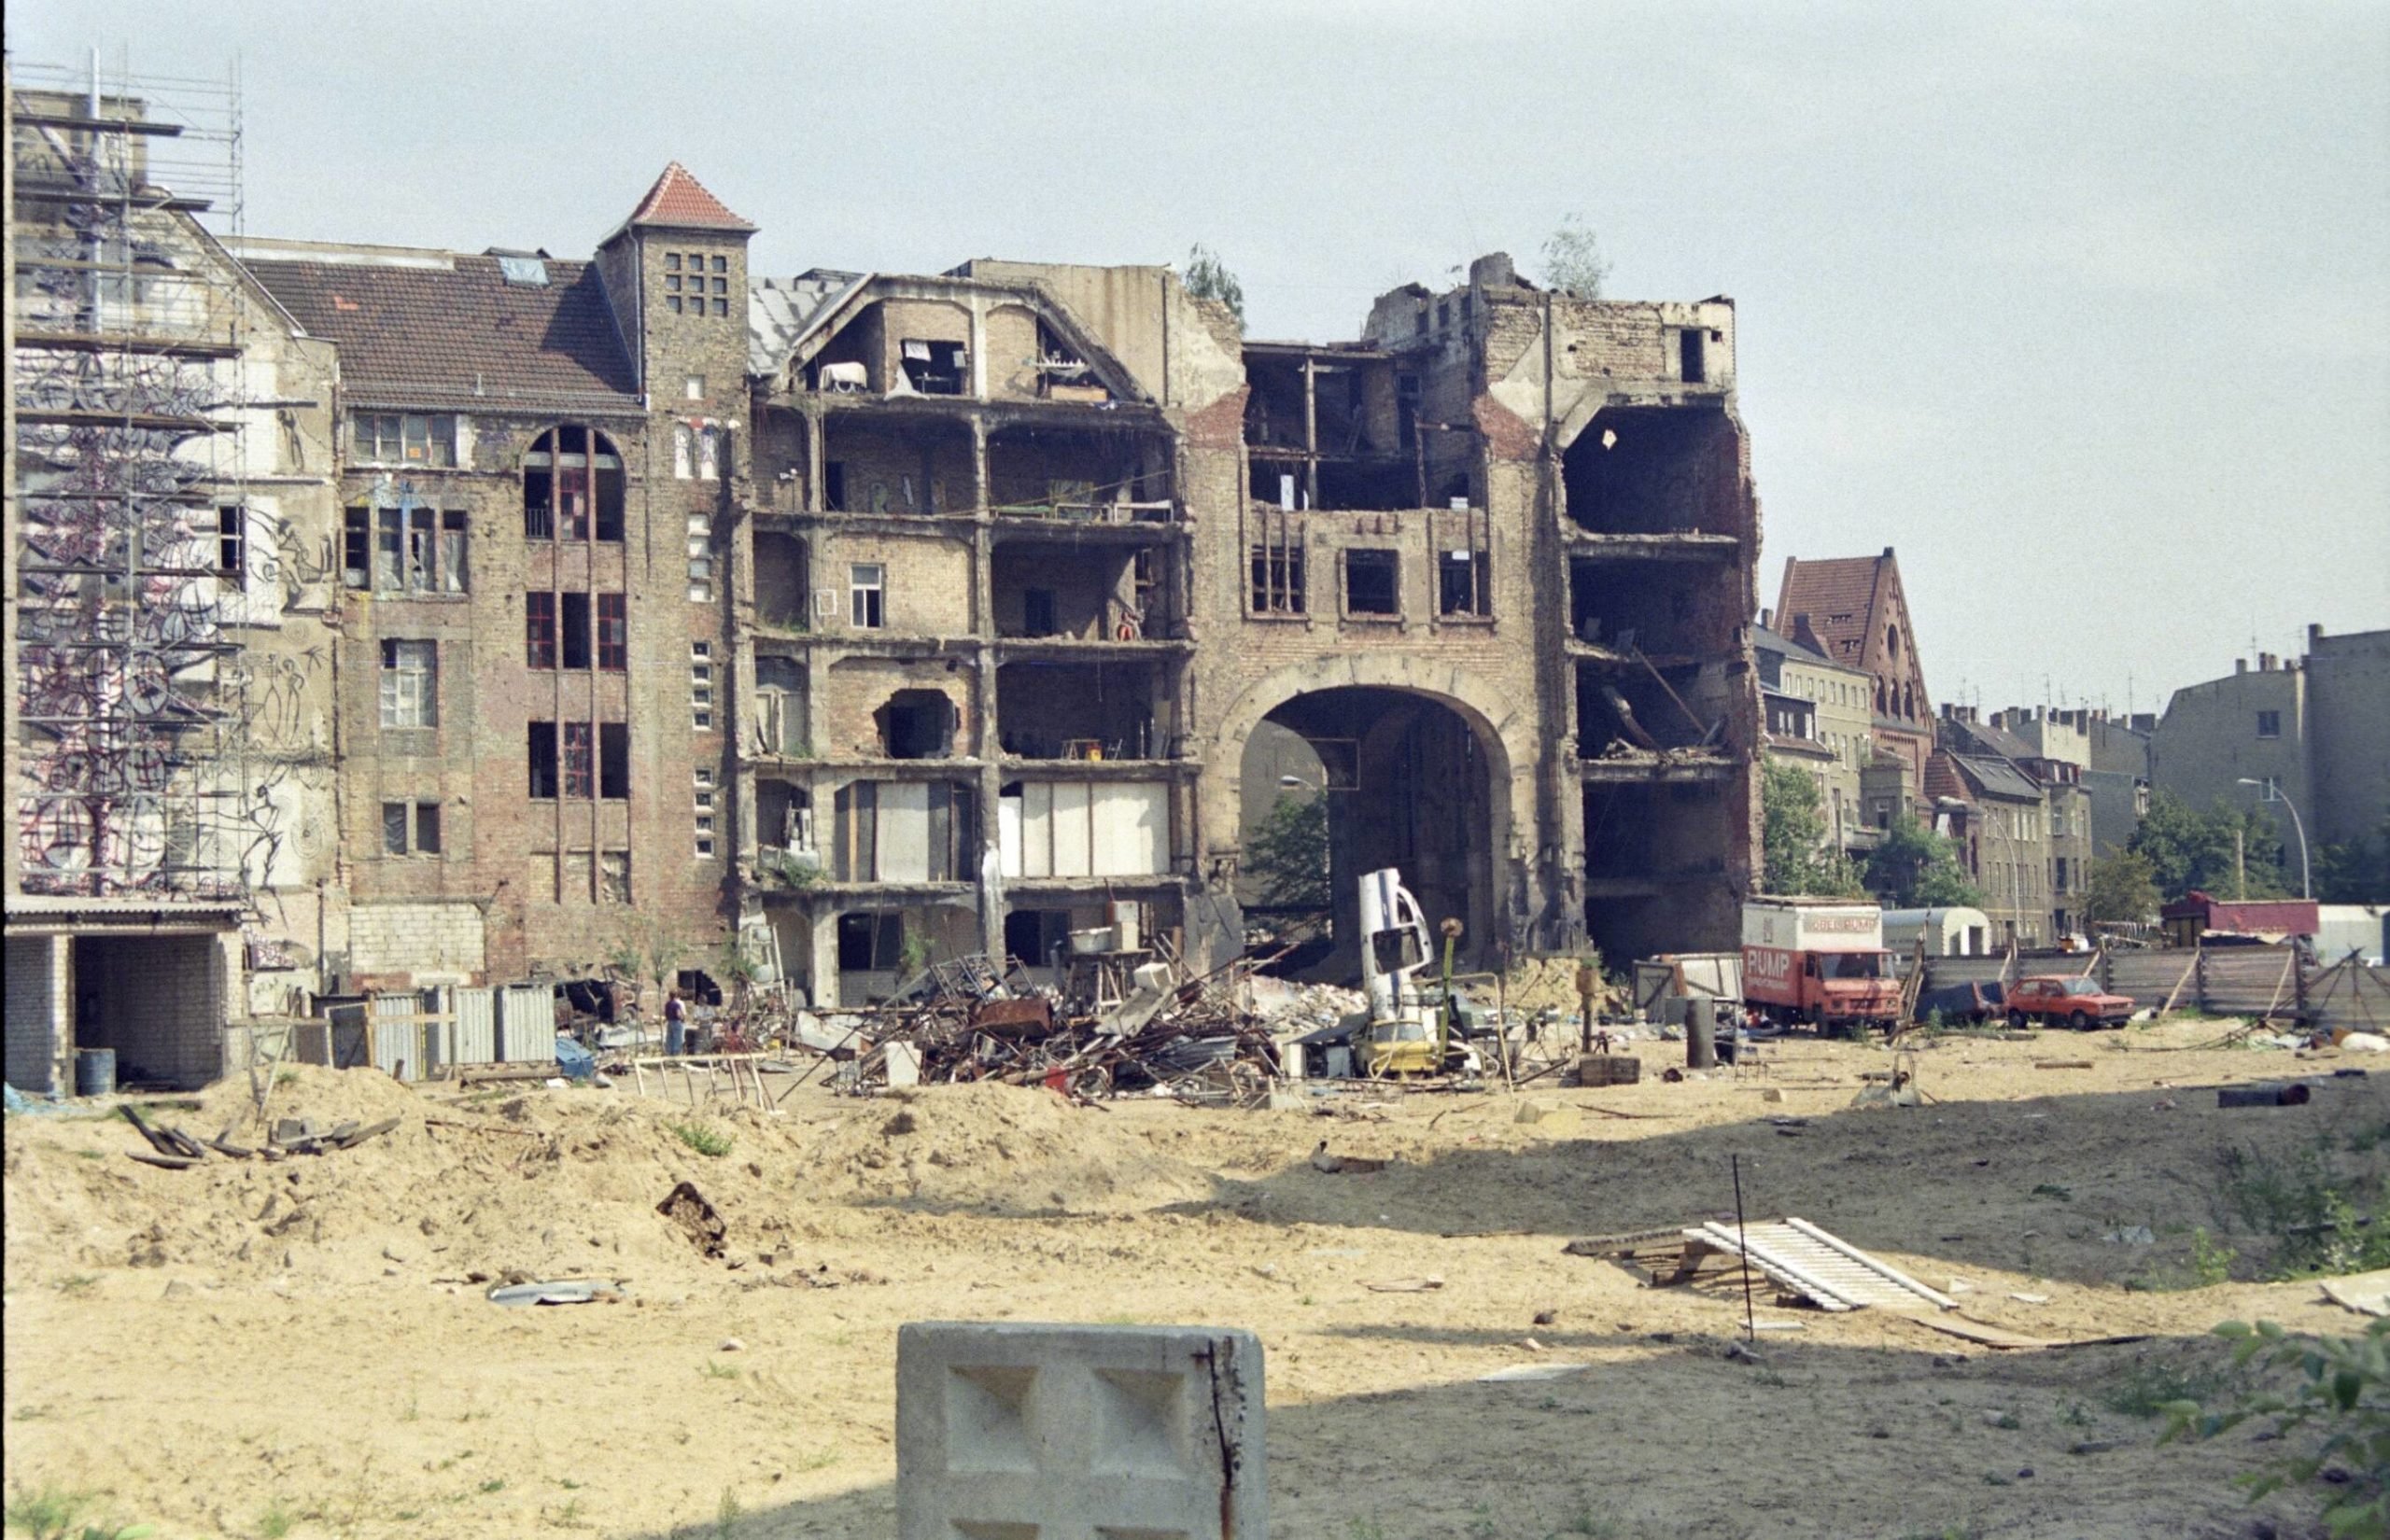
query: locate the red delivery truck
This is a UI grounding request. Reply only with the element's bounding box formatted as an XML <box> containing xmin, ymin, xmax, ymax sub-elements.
<box><xmin>1742</xmin><ymin>897</ymin><xmax>1901</xmax><ymax>1033</ymax></box>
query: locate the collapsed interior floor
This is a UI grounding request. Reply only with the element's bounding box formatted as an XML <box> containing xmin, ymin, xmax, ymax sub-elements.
<box><xmin>996</xmin><ymin>661</ymin><xmax>1172</xmax><ymax>761</ymax></box>
<box><xmin>1575</xmin><ymin>662</ymin><xmax>1730</xmax><ymax>755</ymax></box>
<box><xmin>1582</xmin><ymin>780</ymin><xmax>1736</xmax><ymax>964</ymax></box>
<box><xmin>1561</xmin><ymin>404</ymin><xmax>1744</xmax><ymax>537</ymax></box>
<box><xmin>987</xmin><ymin>425</ymin><xmax>1173</xmax><ymax>520</ymax></box>
<box><xmin>822</xmin><ymin>418</ymin><xmax>973</xmax><ymax>515</ymax></box>
<box><xmin>1567</xmin><ymin>554</ymin><xmax>1740</xmax><ymax>660</ymax></box>
<box><xmin>991</xmin><ymin>545</ymin><xmax>1167</xmax><ymax>640</ymax></box>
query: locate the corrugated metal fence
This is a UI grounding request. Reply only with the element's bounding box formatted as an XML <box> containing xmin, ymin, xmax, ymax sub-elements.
<box><xmin>1907</xmin><ymin>945</ymin><xmax>2389</xmax><ymax>1029</ymax></box>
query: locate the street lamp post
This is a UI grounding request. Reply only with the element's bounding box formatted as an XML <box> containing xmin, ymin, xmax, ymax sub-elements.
<box><xmin>2236</xmin><ymin>777</ymin><xmax>2312</xmax><ymax>900</ymax></box>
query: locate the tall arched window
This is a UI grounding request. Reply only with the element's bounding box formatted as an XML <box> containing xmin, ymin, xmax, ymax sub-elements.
<box><xmin>524</xmin><ymin>426</ymin><xmax>625</xmax><ymax>541</ymax></box>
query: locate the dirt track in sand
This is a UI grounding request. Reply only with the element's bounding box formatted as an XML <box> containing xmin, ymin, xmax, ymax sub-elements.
<box><xmin>5</xmin><ymin>1020</ymin><xmax>2385</xmax><ymax>1540</ymax></box>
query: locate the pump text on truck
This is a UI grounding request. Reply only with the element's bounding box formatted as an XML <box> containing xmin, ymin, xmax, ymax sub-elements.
<box><xmin>1741</xmin><ymin>897</ymin><xmax>1902</xmax><ymax>1033</ymax></box>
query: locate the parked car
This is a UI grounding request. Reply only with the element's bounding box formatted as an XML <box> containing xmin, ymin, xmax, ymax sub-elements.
<box><xmin>1914</xmin><ymin>979</ymin><xmax>2006</xmax><ymax>1026</ymax></box>
<box><xmin>2005</xmin><ymin>975</ymin><xmax>2136</xmax><ymax>1029</ymax></box>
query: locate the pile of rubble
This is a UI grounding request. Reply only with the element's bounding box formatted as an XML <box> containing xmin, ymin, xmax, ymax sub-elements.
<box><xmin>794</xmin><ymin>953</ymin><xmax>1293</xmax><ymax>1108</ymax></box>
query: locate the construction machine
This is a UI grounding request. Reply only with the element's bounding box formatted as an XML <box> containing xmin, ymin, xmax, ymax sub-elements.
<box><xmin>1355</xmin><ymin>867</ymin><xmax>1480</xmax><ymax>1077</ymax></box>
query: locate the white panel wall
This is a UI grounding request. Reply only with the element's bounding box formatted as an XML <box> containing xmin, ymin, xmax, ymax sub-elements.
<box><xmin>878</xmin><ymin>782</ymin><xmax>932</xmax><ymax>883</ymax></box>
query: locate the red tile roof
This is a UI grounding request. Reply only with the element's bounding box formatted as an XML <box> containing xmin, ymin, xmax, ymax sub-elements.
<box><xmin>244</xmin><ymin>253</ymin><xmax>640</xmax><ymax>412</ymax></box>
<box><xmin>1776</xmin><ymin>555</ymin><xmax>1882</xmax><ymax>663</ymax></box>
<box><xmin>624</xmin><ymin>162</ymin><xmax>755</xmax><ymax>233</ymax></box>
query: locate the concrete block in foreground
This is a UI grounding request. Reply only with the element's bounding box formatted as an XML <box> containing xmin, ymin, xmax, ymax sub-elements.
<box><xmin>896</xmin><ymin>1320</ymin><xmax>1266</xmax><ymax>1539</ymax></box>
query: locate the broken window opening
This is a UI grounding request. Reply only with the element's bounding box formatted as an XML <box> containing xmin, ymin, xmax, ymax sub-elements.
<box><xmin>527</xmin><ymin>721</ymin><xmax>559</xmax><ymax>799</ymax></box>
<box><xmin>343</xmin><ymin>507</ymin><xmax>369</xmax><ymax>588</ymax></box>
<box><xmin>1679</xmin><ymin>328</ymin><xmax>1707</xmax><ymax>384</ymax></box>
<box><xmin>755</xmin><ymin>655</ymin><xmax>807</xmax><ymax>757</ymax></box>
<box><xmin>441</xmin><ymin>511</ymin><xmax>468</xmax><ymax>593</ymax></box>
<box><xmin>560</xmin><ymin>592</ymin><xmax>592</xmax><ymax>670</ymax></box>
<box><xmin>523</xmin><ymin>425</ymin><xmax>626</xmax><ymax>542</ymax></box>
<box><xmin>598</xmin><ymin>851</ymin><xmax>630</xmax><ymax>904</ymax></box>
<box><xmin>385</xmin><ymin>801</ymin><xmax>443</xmax><ymax>856</ymax></box>
<box><xmin>599</xmin><ymin>723</ymin><xmax>629</xmax><ymax>801</ymax></box>
<box><xmin>897</xmin><ymin>338</ymin><xmax>968</xmax><ymax>395</ymax></box>
<box><xmin>876</xmin><ymin>689</ymin><xmax>957</xmax><ymax>761</ymax></box>
<box><xmin>1343</xmin><ymin>549</ymin><xmax>1399</xmax><ymax>617</ymax></box>
<box><xmin>1248</xmin><ymin>539</ymin><xmax>1306</xmax><ymax>616</ymax></box>
<box><xmin>1438</xmin><ymin>550</ymin><xmax>1490</xmax><ymax>618</ymax></box>
<box><xmin>836</xmin><ymin>912</ymin><xmax>904</xmax><ymax>973</ymax></box>
<box><xmin>379</xmin><ymin>639</ymin><xmax>437</xmax><ymax>729</ymax></box>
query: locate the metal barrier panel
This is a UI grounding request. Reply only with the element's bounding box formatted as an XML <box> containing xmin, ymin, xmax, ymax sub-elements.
<box><xmin>451</xmin><ymin>987</ymin><xmax>497</xmax><ymax>1064</ymax></box>
<box><xmin>495</xmin><ymin>985</ymin><xmax>556</xmax><ymax>1064</ymax></box>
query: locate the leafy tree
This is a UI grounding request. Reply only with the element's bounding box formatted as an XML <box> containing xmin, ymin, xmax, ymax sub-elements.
<box><xmin>1539</xmin><ymin>212</ymin><xmax>1612</xmax><ymax>300</ymax></box>
<box><xmin>1761</xmin><ymin>760</ymin><xmax>1863</xmax><ymax>897</ymax></box>
<box><xmin>1245</xmin><ymin>791</ymin><xmax>1329</xmax><ymax>910</ymax></box>
<box><xmin>1863</xmin><ymin>813</ymin><xmax>1985</xmax><ymax>909</ymax></box>
<box><xmin>2315</xmin><ymin>807</ymin><xmax>2390</xmax><ymax>903</ymax></box>
<box><xmin>1182</xmin><ymin>245</ymin><xmax>1244</xmax><ymax>324</ymax></box>
<box><xmin>2081</xmin><ymin>849</ymin><xmax>2163</xmax><ymax>926</ymax></box>
<box><xmin>2130</xmin><ymin>791</ymin><xmax>2288</xmax><ymax>901</ymax></box>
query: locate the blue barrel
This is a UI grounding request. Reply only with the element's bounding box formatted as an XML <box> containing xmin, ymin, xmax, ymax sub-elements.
<box><xmin>75</xmin><ymin>1047</ymin><xmax>117</xmax><ymax>1099</ymax></box>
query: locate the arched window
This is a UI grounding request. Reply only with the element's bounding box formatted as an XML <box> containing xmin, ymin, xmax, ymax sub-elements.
<box><xmin>1875</xmin><ymin>680</ymin><xmax>1886</xmax><ymax>715</ymax></box>
<box><xmin>524</xmin><ymin>426</ymin><xmax>625</xmax><ymax>541</ymax></box>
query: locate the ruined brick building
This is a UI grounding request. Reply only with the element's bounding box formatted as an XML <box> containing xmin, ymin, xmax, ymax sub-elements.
<box><xmin>8</xmin><ymin>116</ymin><xmax>1764</xmax><ymax>1082</ymax></box>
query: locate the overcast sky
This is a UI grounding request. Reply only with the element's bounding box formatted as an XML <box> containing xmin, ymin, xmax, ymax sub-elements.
<box><xmin>14</xmin><ymin>1</ymin><xmax>2386</xmax><ymax>715</ymax></box>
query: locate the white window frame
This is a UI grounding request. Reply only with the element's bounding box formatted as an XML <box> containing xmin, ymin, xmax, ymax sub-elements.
<box><xmin>379</xmin><ymin>639</ymin><xmax>437</xmax><ymax>728</ymax></box>
<box><xmin>691</xmin><ymin>642</ymin><xmax>716</xmax><ymax>731</ymax></box>
<box><xmin>850</xmin><ymin>563</ymin><xmax>886</xmax><ymax>629</ymax></box>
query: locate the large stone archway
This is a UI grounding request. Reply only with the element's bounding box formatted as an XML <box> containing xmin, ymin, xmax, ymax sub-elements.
<box><xmin>1210</xmin><ymin>655</ymin><xmax>1539</xmax><ymax>973</ymax></box>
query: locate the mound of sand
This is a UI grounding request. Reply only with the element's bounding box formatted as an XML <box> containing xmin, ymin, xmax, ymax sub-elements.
<box><xmin>797</xmin><ymin>1082</ymin><xmax>1214</xmax><ymax>1212</ymax></box>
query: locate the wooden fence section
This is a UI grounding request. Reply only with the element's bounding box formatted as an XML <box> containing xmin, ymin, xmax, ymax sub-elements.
<box><xmin>1906</xmin><ymin>943</ymin><xmax>2387</xmax><ymax>1029</ymax></box>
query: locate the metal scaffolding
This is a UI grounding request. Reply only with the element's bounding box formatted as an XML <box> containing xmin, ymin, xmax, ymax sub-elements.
<box><xmin>10</xmin><ymin>56</ymin><xmax>256</xmax><ymax>898</ymax></box>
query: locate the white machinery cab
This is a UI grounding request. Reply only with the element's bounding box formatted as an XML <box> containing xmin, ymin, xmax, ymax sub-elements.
<box><xmin>1358</xmin><ymin>866</ymin><xmax>1430</xmax><ymax>1021</ymax></box>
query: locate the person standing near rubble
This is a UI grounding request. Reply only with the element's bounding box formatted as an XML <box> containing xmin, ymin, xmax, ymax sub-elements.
<box><xmin>665</xmin><ymin>988</ymin><xmax>686</xmax><ymax>1057</ymax></box>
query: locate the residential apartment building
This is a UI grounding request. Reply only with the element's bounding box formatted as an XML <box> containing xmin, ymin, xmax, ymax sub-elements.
<box><xmin>1974</xmin><ymin>708</ymin><xmax>2095</xmax><ymax>939</ymax></box>
<box><xmin>2152</xmin><ymin>626</ymin><xmax>2390</xmax><ymax>853</ymax></box>
<box><xmin>1755</xmin><ymin>620</ymin><xmax>1875</xmax><ymax>854</ymax></box>
<box><xmin>741</xmin><ymin>247</ymin><xmax>1763</xmax><ymax>998</ymax></box>
<box><xmin>1926</xmin><ymin>734</ymin><xmax>2050</xmax><ymax>947</ymax></box>
<box><xmin>1773</xmin><ymin>548</ymin><xmax>1936</xmax><ymax>797</ymax></box>
<box><xmin>8</xmin><ymin>113</ymin><xmax>1770</xmax><ymax>1071</ymax></box>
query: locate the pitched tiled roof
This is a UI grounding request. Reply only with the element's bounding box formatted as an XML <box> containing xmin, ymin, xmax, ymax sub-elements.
<box><xmin>625</xmin><ymin>162</ymin><xmax>755</xmax><ymax>232</ymax></box>
<box><xmin>243</xmin><ymin>252</ymin><xmax>640</xmax><ymax>412</ymax></box>
<box><xmin>1776</xmin><ymin>555</ymin><xmax>1883</xmax><ymax>663</ymax></box>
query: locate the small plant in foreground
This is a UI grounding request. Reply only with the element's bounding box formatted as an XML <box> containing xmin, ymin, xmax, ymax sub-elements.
<box><xmin>2161</xmin><ymin>1317</ymin><xmax>2389</xmax><ymax>1538</ymax></box>
<box><xmin>669</xmin><ymin>1121</ymin><xmax>733</xmax><ymax>1158</ymax></box>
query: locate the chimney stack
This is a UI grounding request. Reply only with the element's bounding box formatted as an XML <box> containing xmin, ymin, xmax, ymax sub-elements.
<box><xmin>2236</xmin><ymin>658</ymin><xmax>2248</xmax><ymax>674</ymax></box>
<box><xmin>2310</xmin><ymin>623</ymin><xmax>2326</xmax><ymax>651</ymax></box>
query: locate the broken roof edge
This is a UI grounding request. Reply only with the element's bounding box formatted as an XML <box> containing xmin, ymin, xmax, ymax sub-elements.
<box><xmin>773</xmin><ymin>270</ymin><xmax>1154</xmax><ymax>408</ymax></box>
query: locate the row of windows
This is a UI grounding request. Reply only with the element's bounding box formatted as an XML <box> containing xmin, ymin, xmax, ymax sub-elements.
<box><xmin>384</xmin><ymin>636</ymin><xmax>715</xmax><ymax>729</ymax></box>
<box><xmin>527</xmin><ymin>721</ymin><xmax>630</xmax><ymax>801</ymax></box>
<box><xmin>1246</xmin><ymin>545</ymin><xmax>1491</xmax><ymax>620</ymax></box>
<box><xmin>525</xmin><ymin>592</ymin><xmax>628</xmax><ymax>671</ymax></box>
<box><xmin>344</xmin><ymin>506</ymin><xmax>469</xmax><ymax>594</ymax></box>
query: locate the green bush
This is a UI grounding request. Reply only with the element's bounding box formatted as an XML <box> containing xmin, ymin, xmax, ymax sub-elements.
<box><xmin>2162</xmin><ymin>1318</ymin><xmax>2389</xmax><ymax>1538</ymax></box>
<box><xmin>669</xmin><ymin>1121</ymin><xmax>733</xmax><ymax>1158</ymax></box>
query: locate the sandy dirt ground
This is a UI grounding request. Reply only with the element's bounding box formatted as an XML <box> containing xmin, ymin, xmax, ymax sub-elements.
<box><xmin>5</xmin><ymin>1017</ymin><xmax>2385</xmax><ymax>1540</ymax></box>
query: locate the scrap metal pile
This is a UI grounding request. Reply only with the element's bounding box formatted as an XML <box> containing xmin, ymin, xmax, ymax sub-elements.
<box><xmin>824</xmin><ymin>953</ymin><xmax>1289</xmax><ymax>1107</ymax></box>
